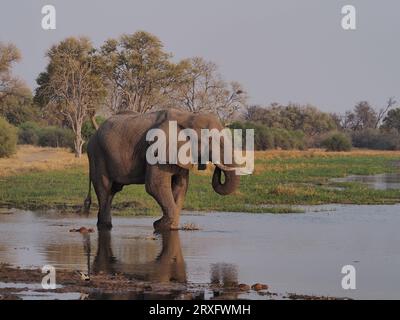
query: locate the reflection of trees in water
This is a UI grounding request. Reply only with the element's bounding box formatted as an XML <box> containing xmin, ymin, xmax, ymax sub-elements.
<box><xmin>0</xmin><ymin>244</ymin><xmax>25</xmax><ymax>267</ymax></box>
<box><xmin>111</xmin><ymin>238</ymin><xmax>159</xmax><ymax>265</ymax></box>
<box><xmin>46</xmin><ymin>241</ymin><xmax>89</xmax><ymax>267</ymax></box>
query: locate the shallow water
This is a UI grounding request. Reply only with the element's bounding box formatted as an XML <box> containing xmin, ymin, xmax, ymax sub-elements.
<box><xmin>331</xmin><ymin>173</ymin><xmax>400</xmax><ymax>190</ymax></box>
<box><xmin>1</xmin><ymin>205</ymin><xmax>400</xmax><ymax>299</ymax></box>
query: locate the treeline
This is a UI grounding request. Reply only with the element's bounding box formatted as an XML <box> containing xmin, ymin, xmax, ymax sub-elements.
<box><xmin>1</xmin><ymin>32</ymin><xmax>247</xmax><ymax>157</ymax></box>
<box><xmin>1</xmin><ymin>32</ymin><xmax>400</xmax><ymax>158</ymax></box>
<box><xmin>241</xmin><ymin>100</ymin><xmax>400</xmax><ymax>151</ymax></box>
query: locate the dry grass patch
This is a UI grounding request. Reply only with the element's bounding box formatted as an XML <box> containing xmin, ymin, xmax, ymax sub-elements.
<box><xmin>0</xmin><ymin>145</ymin><xmax>87</xmax><ymax>177</ymax></box>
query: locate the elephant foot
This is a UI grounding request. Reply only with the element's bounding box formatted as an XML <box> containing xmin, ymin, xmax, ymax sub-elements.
<box><xmin>153</xmin><ymin>217</ymin><xmax>179</xmax><ymax>231</ymax></box>
<box><xmin>97</xmin><ymin>221</ymin><xmax>113</xmax><ymax>230</ymax></box>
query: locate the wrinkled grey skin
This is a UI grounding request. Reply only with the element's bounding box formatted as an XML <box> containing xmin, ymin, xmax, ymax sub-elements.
<box><xmin>84</xmin><ymin>109</ymin><xmax>240</xmax><ymax>231</ymax></box>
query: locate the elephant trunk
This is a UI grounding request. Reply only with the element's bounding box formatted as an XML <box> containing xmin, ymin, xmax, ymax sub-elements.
<box><xmin>212</xmin><ymin>166</ymin><xmax>240</xmax><ymax>195</ymax></box>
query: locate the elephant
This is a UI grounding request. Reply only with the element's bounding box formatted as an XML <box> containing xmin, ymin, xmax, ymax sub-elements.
<box><xmin>83</xmin><ymin>109</ymin><xmax>240</xmax><ymax>231</ymax></box>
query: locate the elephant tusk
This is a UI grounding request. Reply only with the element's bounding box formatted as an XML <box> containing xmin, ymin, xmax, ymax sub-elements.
<box><xmin>214</xmin><ymin>163</ymin><xmax>237</xmax><ymax>172</ymax></box>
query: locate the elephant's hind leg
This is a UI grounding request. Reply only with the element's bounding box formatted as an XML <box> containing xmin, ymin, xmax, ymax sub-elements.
<box><xmin>93</xmin><ymin>174</ymin><xmax>114</xmax><ymax>230</ymax></box>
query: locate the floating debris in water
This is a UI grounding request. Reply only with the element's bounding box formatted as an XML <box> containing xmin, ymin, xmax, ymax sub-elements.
<box><xmin>69</xmin><ymin>227</ymin><xmax>94</xmax><ymax>233</ymax></box>
<box><xmin>180</xmin><ymin>223</ymin><xmax>200</xmax><ymax>231</ymax></box>
<box><xmin>75</xmin><ymin>270</ymin><xmax>90</xmax><ymax>281</ymax></box>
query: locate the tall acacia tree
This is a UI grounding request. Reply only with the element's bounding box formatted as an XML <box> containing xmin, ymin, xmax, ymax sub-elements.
<box><xmin>172</xmin><ymin>57</ymin><xmax>247</xmax><ymax>123</ymax></box>
<box><xmin>0</xmin><ymin>42</ymin><xmax>37</xmax><ymax>125</ymax></box>
<box><xmin>99</xmin><ymin>31</ymin><xmax>187</xmax><ymax>114</ymax></box>
<box><xmin>0</xmin><ymin>43</ymin><xmax>24</xmax><ymax>105</ymax></box>
<box><xmin>35</xmin><ymin>37</ymin><xmax>106</xmax><ymax>157</ymax></box>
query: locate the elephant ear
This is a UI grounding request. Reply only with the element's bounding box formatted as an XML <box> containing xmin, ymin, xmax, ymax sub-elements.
<box><xmin>148</xmin><ymin>109</ymin><xmax>231</xmax><ymax>171</ymax></box>
<box><xmin>155</xmin><ymin>111</ymin><xmax>199</xmax><ymax>170</ymax></box>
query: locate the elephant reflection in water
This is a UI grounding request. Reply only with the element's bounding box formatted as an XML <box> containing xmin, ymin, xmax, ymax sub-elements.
<box><xmin>84</xmin><ymin>230</ymin><xmax>186</xmax><ymax>283</ymax></box>
<box><xmin>210</xmin><ymin>263</ymin><xmax>241</xmax><ymax>300</ymax></box>
<box><xmin>210</xmin><ymin>263</ymin><xmax>238</xmax><ymax>287</ymax></box>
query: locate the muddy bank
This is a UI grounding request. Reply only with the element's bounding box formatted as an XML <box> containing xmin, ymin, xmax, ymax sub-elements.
<box><xmin>0</xmin><ymin>264</ymin><xmax>345</xmax><ymax>300</ymax></box>
<box><xmin>0</xmin><ymin>264</ymin><xmax>189</xmax><ymax>300</ymax></box>
<box><xmin>0</xmin><ymin>264</ymin><xmax>280</xmax><ymax>300</ymax></box>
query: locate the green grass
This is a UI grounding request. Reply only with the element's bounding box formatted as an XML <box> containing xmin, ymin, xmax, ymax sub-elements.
<box><xmin>0</xmin><ymin>152</ymin><xmax>399</xmax><ymax>216</ymax></box>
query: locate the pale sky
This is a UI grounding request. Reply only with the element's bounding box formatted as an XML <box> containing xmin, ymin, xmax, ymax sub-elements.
<box><xmin>1</xmin><ymin>0</ymin><xmax>399</xmax><ymax>112</ymax></box>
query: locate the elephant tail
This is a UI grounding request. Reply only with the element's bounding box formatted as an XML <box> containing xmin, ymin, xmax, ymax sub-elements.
<box><xmin>83</xmin><ymin>173</ymin><xmax>92</xmax><ymax>215</ymax></box>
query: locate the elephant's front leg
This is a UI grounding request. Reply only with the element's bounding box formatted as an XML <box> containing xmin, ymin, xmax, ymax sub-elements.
<box><xmin>172</xmin><ymin>169</ymin><xmax>189</xmax><ymax>211</ymax></box>
<box><xmin>145</xmin><ymin>165</ymin><xmax>188</xmax><ymax>231</ymax></box>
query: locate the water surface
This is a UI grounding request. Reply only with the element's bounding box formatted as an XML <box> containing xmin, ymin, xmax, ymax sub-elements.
<box><xmin>1</xmin><ymin>205</ymin><xmax>400</xmax><ymax>299</ymax></box>
<box><xmin>331</xmin><ymin>173</ymin><xmax>400</xmax><ymax>190</ymax></box>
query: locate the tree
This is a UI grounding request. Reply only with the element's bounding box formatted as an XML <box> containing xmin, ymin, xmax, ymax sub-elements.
<box><xmin>339</xmin><ymin>101</ymin><xmax>377</xmax><ymax>131</ymax></box>
<box><xmin>35</xmin><ymin>37</ymin><xmax>106</xmax><ymax>157</ymax></box>
<box><xmin>321</xmin><ymin>132</ymin><xmax>352</xmax><ymax>151</ymax></box>
<box><xmin>99</xmin><ymin>31</ymin><xmax>186</xmax><ymax>114</ymax></box>
<box><xmin>338</xmin><ymin>99</ymin><xmax>396</xmax><ymax>131</ymax></box>
<box><xmin>0</xmin><ymin>116</ymin><xmax>18</xmax><ymax>158</ymax></box>
<box><xmin>376</xmin><ymin>97</ymin><xmax>396</xmax><ymax>128</ymax></box>
<box><xmin>382</xmin><ymin>108</ymin><xmax>400</xmax><ymax>133</ymax></box>
<box><xmin>244</xmin><ymin>105</ymin><xmax>266</xmax><ymax>122</ymax></box>
<box><xmin>330</xmin><ymin>113</ymin><xmax>343</xmax><ymax>129</ymax></box>
<box><xmin>172</xmin><ymin>57</ymin><xmax>247</xmax><ymax>123</ymax></box>
<box><xmin>244</xmin><ymin>103</ymin><xmax>336</xmax><ymax>136</ymax></box>
<box><xmin>0</xmin><ymin>42</ymin><xmax>22</xmax><ymax>105</ymax></box>
<box><xmin>353</xmin><ymin>101</ymin><xmax>378</xmax><ymax>130</ymax></box>
<box><xmin>0</xmin><ymin>43</ymin><xmax>38</xmax><ymax>126</ymax></box>
<box><xmin>0</xmin><ymin>86</ymin><xmax>37</xmax><ymax>125</ymax></box>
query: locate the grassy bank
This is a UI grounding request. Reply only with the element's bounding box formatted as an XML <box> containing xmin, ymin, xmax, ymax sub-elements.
<box><xmin>0</xmin><ymin>147</ymin><xmax>399</xmax><ymax>215</ymax></box>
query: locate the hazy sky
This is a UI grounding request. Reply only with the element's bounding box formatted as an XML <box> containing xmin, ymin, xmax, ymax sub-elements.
<box><xmin>1</xmin><ymin>0</ymin><xmax>399</xmax><ymax>112</ymax></box>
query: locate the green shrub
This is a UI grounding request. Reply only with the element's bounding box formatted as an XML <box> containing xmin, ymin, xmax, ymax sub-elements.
<box><xmin>351</xmin><ymin>129</ymin><xmax>400</xmax><ymax>150</ymax></box>
<box><xmin>82</xmin><ymin>116</ymin><xmax>105</xmax><ymax>140</ymax></box>
<box><xmin>0</xmin><ymin>117</ymin><xmax>18</xmax><ymax>158</ymax></box>
<box><xmin>272</xmin><ymin>128</ymin><xmax>305</xmax><ymax>150</ymax></box>
<box><xmin>38</xmin><ymin>126</ymin><xmax>74</xmax><ymax>149</ymax></box>
<box><xmin>321</xmin><ymin>132</ymin><xmax>352</xmax><ymax>151</ymax></box>
<box><xmin>228</xmin><ymin>121</ymin><xmax>306</xmax><ymax>150</ymax></box>
<box><xmin>18</xmin><ymin>122</ymin><xmax>75</xmax><ymax>149</ymax></box>
<box><xmin>18</xmin><ymin>121</ymin><xmax>41</xmax><ymax>145</ymax></box>
<box><xmin>82</xmin><ymin>116</ymin><xmax>105</xmax><ymax>152</ymax></box>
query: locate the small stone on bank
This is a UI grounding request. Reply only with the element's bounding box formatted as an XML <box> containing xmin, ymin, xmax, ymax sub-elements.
<box><xmin>251</xmin><ymin>283</ymin><xmax>269</xmax><ymax>291</ymax></box>
<box><xmin>238</xmin><ymin>283</ymin><xmax>250</xmax><ymax>291</ymax></box>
